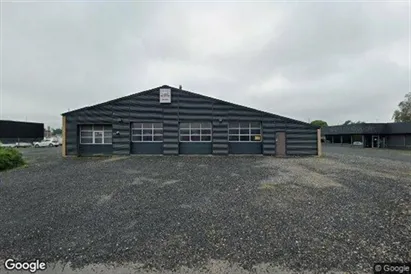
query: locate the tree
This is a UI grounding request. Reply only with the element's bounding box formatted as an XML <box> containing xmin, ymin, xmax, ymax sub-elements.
<box><xmin>310</xmin><ymin>120</ymin><xmax>328</xmax><ymax>127</ymax></box>
<box><xmin>392</xmin><ymin>93</ymin><xmax>411</xmax><ymax>122</ymax></box>
<box><xmin>342</xmin><ymin>120</ymin><xmax>365</xmax><ymax>125</ymax></box>
<box><xmin>52</xmin><ymin>128</ymin><xmax>62</xmax><ymax>135</ymax></box>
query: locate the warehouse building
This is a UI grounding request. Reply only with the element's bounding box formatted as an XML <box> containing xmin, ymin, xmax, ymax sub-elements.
<box><xmin>61</xmin><ymin>85</ymin><xmax>321</xmax><ymax>156</ymax></box>
<box><xmin>322</xmin><ymin>122</ymin><xmax>411</xmax><ymax>149</ymax></box>
<box><xmin>0</xmin><ymin>120</ymin><xmax>44</xmax><ymax>144</ymax></box>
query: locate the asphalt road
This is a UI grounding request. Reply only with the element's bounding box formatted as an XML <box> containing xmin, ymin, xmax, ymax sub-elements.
<box><xmin>0</xmin><ymin>147</ymin><xmax>410</xmax><ymax>274</ymax></box>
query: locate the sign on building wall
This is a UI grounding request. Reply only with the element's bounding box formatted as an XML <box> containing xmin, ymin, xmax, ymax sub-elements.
<box><xmin>159</xmin><ymin>88</ymin><xmax>171</xmax><ymax>103</ymax></box>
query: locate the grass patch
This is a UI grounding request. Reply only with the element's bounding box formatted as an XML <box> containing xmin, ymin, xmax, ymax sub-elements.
<box><xmin>0</xmin><ymin>147</ymin><xmax>26</xmax><ymax>171</ymax></box>
<box><xmin>258</xmin><ymin>183</ymin><xmax>278</xmax><ymax>190</ymax></box>
<box><xmin>101</xmin><ymin>156</ymin><xmax>130</xmax><ymax>163</ymax></box>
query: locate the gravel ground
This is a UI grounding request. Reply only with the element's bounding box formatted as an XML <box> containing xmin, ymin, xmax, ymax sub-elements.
<box><xmin>0</xmin><ymin>147</ymin><xmax>410</xmax><ymax>274</ymax></box>
<box><xmin>324</xmin><ymin>144</ymin><xmax>411</xmax><ymax>163</ymax></box>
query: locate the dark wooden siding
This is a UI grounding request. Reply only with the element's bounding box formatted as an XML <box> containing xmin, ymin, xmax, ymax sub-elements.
<box><xmin>64</xmin><ymin>87</ymin><xmax>318</xmax><ymax>156</ymax></box>
<box><xmin>286</xmin><ymin>123</ymin><xmax>318</xmax><ymax>155</ymax></box>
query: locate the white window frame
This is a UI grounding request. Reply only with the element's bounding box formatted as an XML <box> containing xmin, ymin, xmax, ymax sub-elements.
<box><xmin>131</xmin><ymin>123</ymin><xmax>163</xmax><ymax>142</ymax></box>
<box><xmin>80</xmin><ymin>125</ymin><xmax>112</xmax><ymax>145</ymax></box>
<box><xmin>179</xmin><ymin>122</ymin><xmax>212</xmax><ymax>142</ymax></box>
<box><xmin>228</xmin><ymin>122</ymin><xmax>262</xmax><ymax>142</ymax></box>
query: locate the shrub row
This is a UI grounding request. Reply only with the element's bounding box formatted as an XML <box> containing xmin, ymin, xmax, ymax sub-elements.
<box><xmin>0</xmin><ymin>147</ymin><xmax>25</xmax><ymax>171</ymax></box>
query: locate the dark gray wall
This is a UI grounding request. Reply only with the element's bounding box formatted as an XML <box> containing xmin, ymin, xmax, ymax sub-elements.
<box><xmin>64</xmin><ymin>86</ymin><xmax>318</xmax><ymax>156</ymax></box>
<box><xmin>322</xmin><ymin>123</ymin><xmax>387</xmax><ymax>135</ymax></box>
<box><xmin>179</xmin><ymin>143</ymin><xmax>213</xmax><ymax>154</ymax></box>
<box><xmin>79</xmin><ymin>145</ymin><xmax>113</xmax><ymax>156</ymax></box>
<box><xmin>0</xmin><ymin>120</ymin><xmax>44</xmax><ymax>143</ymax></box>
<box><xmin>323</xmin><ymin>122</ymin><xmax>411</xmax><ymax>135</ymax></box>
<box><xmin>386</xmin><ymin>123</ymin><xmax>411</xmax><ymax>134</ymax></box>
<box><xmin>386</xmin><ymin>135</ymin><xmax>406</xmax><ymax>149</ymax></box>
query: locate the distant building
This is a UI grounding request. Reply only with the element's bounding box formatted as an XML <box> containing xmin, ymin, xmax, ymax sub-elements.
<box><xmin>44</xmin><ymin>126</ymin><xmax>52</xmax><ymax>138</ymax></box>
<box><xmin>322</xmin><ymin>122</ymin><xmax>411</xmax><ymax>149</ymax></box>
<box><xmin>0</xmin><ymin>120</ymin><xmax>44</xmax><ymax>144</ymax></box>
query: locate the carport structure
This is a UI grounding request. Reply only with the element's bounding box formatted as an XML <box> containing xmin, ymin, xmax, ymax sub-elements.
<box><xmin>61</xmin><ymin>85</ymin><xmax>321</xmax><ymax>157</ymax></box>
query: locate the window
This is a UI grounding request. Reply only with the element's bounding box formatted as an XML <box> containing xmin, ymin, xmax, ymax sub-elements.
<box><xmin>179</xmin><ymin>122</ymin><xmax>212</xmax><ymax>142</ymax></box>
<box><xmin>131</xmin><ymin>123</ymin><xmax>163</xmax><ymax>142</ymax></box>
<box><xmin>228</xmin><ymin>122</ymin><xmax>262</xmax><ymax>142</ymax></box>
<box><xmin>80</xmin><ymin>125</ymin><xmax>112</xmax><ymax>144</ymax></box>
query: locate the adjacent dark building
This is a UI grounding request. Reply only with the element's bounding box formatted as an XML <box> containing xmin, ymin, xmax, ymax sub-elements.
<box><xmin>0</xmin><ymin>120</ymin><xmax>44</xmax><ymax>144</ymax></box>
<box><xmin>322</xmin><ymin>122</ymin><xmax>411</xmax><ymax>149</ymax></box>
<box><xmin>62</xmin><ymin>85</ymin><xmax>320</xmax><ymax>156</ymax></box>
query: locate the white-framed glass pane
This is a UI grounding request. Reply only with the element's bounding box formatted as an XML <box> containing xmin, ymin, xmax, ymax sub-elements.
<box><xmin>240</xmin><ymin>135</ymin><xmax>250</xmax><ymax>141</ymax></box>
<box><xmin>81</xmin><ymin>131</ymin><xmax>93</xmax><ymax>137</ymax></box>
<box><xmin>132</xmin><ymin>135</ymin><xmax>142</xmax><ymax>142</ymax></box>
<box><xmin>131</xmin><ymin>123</ymin><xmax>142</xmax><ymax>129</ymax></box>
<box><xmin>191</xmin><ymin>122</ymin><xmax>201</xmax><ymax>129</ymax></box>
<box><xmin>229</xmin><ymin>122</ymin><xmax>239</xmax><ymax>128</ymax></box>
<box><xmin>131</xmin><ymin>129</ymin><xmax>141</xmax><ymax>135</ymax></box>
<box><xmin>191</xmin><ymin>129</ymin><xmax>201</xmax><ymax>135</ymax></box>
<box><xmin>153</xmin><ymin>135</ymin><xmax>163</xmax><ymax>141</ymax></box>
<box><xmin>239</xmin><ymin>122</ymin><xmax>249</xmax><ymax>128</ymax></box>
<box><xmin>180</xmin><ymin>129</ymin><xmax>189</xmax><ymax>135</ymax></box>
<box><xmin>251</xmin><ymin>129</ymin><xmax>261</xmax><ymax>134</ymax></box>
<box><xmin>94</xmin><ymin>137</ymin><xmax>103</xmax><ymax>144</ymax></box>
<box><xmin>94</xmin><ymin>125</ymin><xmax>104</xmax><ymax>131</ymax></box>
<box><xmin>202</xmin><ymin>129</ymin><xmax>211</xmax><ymax>135</ymax></box>
<box><xmin>240</xmin><ymin>129</ymin><xmax>249</xmax><ymax>135</ymax></box>
<box><xmin>142</xmin><ymin>129</ymin><xmax>152</xmax><ymax>135</ymax></box>
<box><xmin>103</xmin><ymin>125</ymin><xmax>112</xmax><ymax>131</ymax></box>
<box><xmin>142</xmin><ymin>123</ymin><xmax>152</xmax><ymax>128</ymax></box>
<box><xmin>94</xmin><ymin>132</ymin><xmax>103</xmax><ymax>138</ymax></box>
<box><xmin>142</xmin><ymin>135</ymin><xmax>152</xmax><ymax>141</ymax></box>
<box><xmin>154</xmin><ymin>129</ymin><xmax>163</xmax><ymax>135</ymax></box>
<box><xmin>229</xmin><ymin>129</ymin><xmax>238</xmax><ymax>135</ymax></box>
<box><xmin>252</xmin><ymin>135</ymin><xmax>261</xmax><ymax>142</ymax></box>
<box><xmin>81</xmin><ymin>125</ymin><xmax>93</xmax><ymax>131</ymax></box>
<box><xmin>191</xmin><ymin>135</ymin><xmax>201</xmax><ymax>141</ymax></box>
<box><xmin>104</xmin><ymin>131</ymin><xmax>112</xmax><ymax>138</ymax></box>
<box><xmin>153</xmin><ymin>123</ymin><xmax>162</xmax><ymax>129</ymax></box>
<box><xmin>80</xmin><ymin>137</ymin><xmax>93</xmax><ymax>144</ymax></box>
<box><xmin>202</xmin><ymin>135</ymin><xmax>211</xmax><ymax>141</ymax></box>
<box><xmin>201</xmin><ymin>122</ymin><xmax>211</xmax><ymax>128</ymax></box>
<box><xmin>229</xmin><ymin>135</ymin><xmax>239</xmax><ymax>141</ymax></box>
<box><xmin>180</xmin><ymin>135</ymin><xmax>190</xmax><ymax>141</ymax></box>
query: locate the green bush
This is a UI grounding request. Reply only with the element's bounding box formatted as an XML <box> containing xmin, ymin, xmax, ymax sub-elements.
<box><xmin>0</xmin><ymin>147</ymin><xmax>25</xmax><ymax>171</ymax></box>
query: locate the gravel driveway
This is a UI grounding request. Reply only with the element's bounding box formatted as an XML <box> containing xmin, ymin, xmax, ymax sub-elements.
<box><xmin>0</xmin><ymin>147</ymin><xmax>410</xmax><ymax>273</ymax></box>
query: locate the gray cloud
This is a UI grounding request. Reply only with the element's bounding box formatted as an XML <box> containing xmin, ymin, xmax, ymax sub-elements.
<box><xmin>1</xmin><ymin>1</ymin><xmax>409</xmax><ymax>128</ymax></box>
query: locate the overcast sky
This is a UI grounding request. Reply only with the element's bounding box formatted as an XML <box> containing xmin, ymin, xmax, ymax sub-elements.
<box><xmin>1</xmin><ymin>0</ymin><xmax>409</xmax><ymax>128</ymax></box>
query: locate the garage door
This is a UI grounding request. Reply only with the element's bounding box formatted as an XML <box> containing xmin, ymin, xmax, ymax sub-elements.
<box><xmin>179</xmin><ymin>122</ymin><xmax>212</xmax><ymax>154</ymax></box>
<box><xmin>79</xmin><ymin>124</ymin><xmax>113</xmax><ymax>156</ymax></box>
<box><xmin>228</xmin><ymin>122</ymin><xmax>262</xmax><ymax>154</ymax></box>
<box><xmin>130</xmin><ymin>122</ymin><xmax>163</xmax><ymax>154</ymax></box>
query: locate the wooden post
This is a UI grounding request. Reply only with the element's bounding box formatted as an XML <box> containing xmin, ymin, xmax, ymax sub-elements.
<box><xmin>62</xmin><ymin>116</ymin><xmax>67</xmax><ymax>157</ymax></box>
<box><xmin>317</xmin><ymin>128</ymin><xmax>322</xmax><ymax>156</ymax></box>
